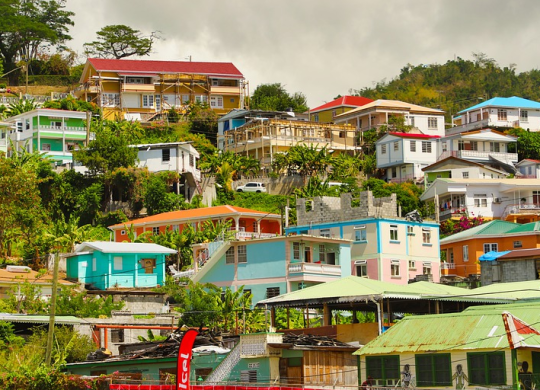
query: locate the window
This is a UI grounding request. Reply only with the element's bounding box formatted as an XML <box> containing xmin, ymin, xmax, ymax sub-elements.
<box><xmin>225</xmin><ymin>247</ymin><xmax>235</xmax><ymax>264</ymax></box>
<box><xmin>41</xmin><ymin>143</ymin><xmax>51</xmax><ymax>151</ymax></box>
<box><xmin>189</xmin><ymin>154</ymin><xmax>194</xmax><ymax>167</ymax></box>
<box><xmin>423</xmin><ymin>262</ymin><xmax>432</xmax><ymax>275</ymax></box>
<box><xmin>113</xmin><ymin>257</ymin><xmax>123</xmax><ymax>271</ymax></box>
<box><xmin>195</xmin><ymin>95</ymin><xmax>208</xmax><ymax>104</ymax></box>
<box><xmin>474</xmin><ymin>194</ymin><xmax>488</xmax><ymax>207</ymax></box>
<box><xmin>497</xmin><ymin>109</ymin><xmax>507</xmax><ymax>121</ymax></box>
<box><xmin>355</xmin><ymin>260</ymin><xmax>367</xmax><ymax>277</ymax></box>
<box><xmin>339</xmin><ymin>130</ymin><xmax>346</xmax><ymax>138</ymax></box>
<box><xmin>442</xmin><ymin>141</ymin><xmax>448</xmax><ymax>152</ymax></box>
<box><xmin>467</xmin><ymin>352</ymin><xmax>505</xmax><ymax>385</ymax></box>
<box><xmin>393</xmin><ymin>141</ymin><xmax>399</xmax><ymax>151</ymax></box>
<box><xmin>110</xmin><ymin>329</ymin><xmax>124</xmax><ymax>343</ymax></box>
<box><xmin>210</xmin><ymin>96</ymin><xmax>223</xmax><ymax>108</ymax></box>
<box><xmin>381</xmin><ymin>144</ymin><xmax>387</xmax><ymax>154</ymax></box>
<box><xmin>320</xmin><ymin>229</ymin><xmax>331</xmax><ymax>238</ymax></box>
<box><xmin>266</xmin><ymin>287</ymin><xmax>280</xmax><ymax>299</ymax></box>
<box><xmin>521</xmin><ymin>110</ymin><xmax>529</xmax><ymax>122</ymax></box>
<box><xmin>101</xmin><ymin>93</ymin><xmax>119</xmax><ymax>107</ymax></box>
<box><xmin>421</xmin><ymin>141</ymin><xmax>432</xmax><ymax>153</ymax></box>
<box><xmin>391</xmin><ymin>167</ymin><xmax>397</xmax><ymax>178</ymax></box>
<box><xmin>142</xmin><ymin>258</ymin><xmax>156</xmax><ymax>274</ymax></box>
<box><xmin>237</xmin><ymin>245</ymin><xmax>247</xmax><ymax>263</ymax></box>
<box><xmin>354</xmin><ymin>226</ymin><xmax>367</xmax><ymax>241</ymax></box>
<box><xmin>462</xmin><ymin>171</ymin><xmax>469</xmax><ymax>179</ymax></box>
<box><xmin>293</xmin><ymin>242</ymin><xmax>300</xmax><ymax>260</ymax></box>
<box><xmin>332</xmin><ymin>109</ymin><xmax>337</xmax><ymax>118</ymax></box>
<box><xmin>410</xmin><ymin>116</ymin><xmax>415</xmax><ymax>127</ymax></box>
<box><xmin>407</xmin><ymin>226</ymin><xmax>414</xmax><ymax>235</ymax></box>
<box><xmin>463</xmin><ymin>245</ymin><xmax>469</xmax><ymax>262</ymax></box>
<box><xmin>415</xmin><ymin>354</ymin><xmax>451</xmax><ymax>387</ymax></box>
<box><xmin>390</xmin><ymin>225</ymin><xmax>398</xmax><ymax>241</ymax></box>
<box><xmin>470</xmin><ymin>141</ymin><xmax>478</xmax><ymax>151</ymax></box>
<box><xmin>365</xmin><ymin>356</ymin><xmax>400</xmax><ymax>387</ymax></box>
<box><xmin>319</xmin><ymin>245</ymin><xmax>326</xmax><ymax>263</ymax></box>
<box><xmin>162</xmin><ymin>148</ymin><xmax>170</xmax><ymax>162</ymax></box>
<box><xmin>66</xmin><ymin>142</ymin><xmax>79</xmax><ymax>151</ymax></box>
<box><xmin>483</xmin><ymin>243</ymin><xmax>498</xmax><ymax>253</ymax></box>
<box><xmin>92</xmin><ymin>258</ymin><xmax>97</xmax><ymax>272</ymax></box>
<box><xmin>152</xmin><ymin>226</ymin><xmax>160</xmax><ymax>235</ymax></box>
<box><xmin>428</xmin><ymin>117</ymin><xmax>438</xmax><ymax>129</ymax></box>
<box><xmin>422</xmin><ymin>228</ymin><xmax>431</xmax><ymax>244</ymax></box>
<box><xmin>252</xmin><ymin>222</ymin><xmax>258</xmax><ymax>233</ymax></box>
<box><xmin>240</xmin><ymin>370</ymin><xmax>258</xmax><ymax>383</ymax></box>
<box><xmin>313</xmin><ymin>113</ymin><xmax>319</xmax><ymax>122</ymax></box>
<box><xmin>51</xmin><ymin>121</ymin><xmax>62</xmax><ymax>128</ymax></box>
<box><xmin>490</xmin><ymin>142</ymin><xmax>500</xmax><ymax>152</ymax></box>
<box><xmin>514</xmin><ymin>240</ymin><xmax>523</xmax><ymax>248</ymax></box>
<box><xmin>391</xmin><ymin>260</ymin><xmax>400</xmax><ymax>277</ymax></box>
<box><xmin>126</xmin><ymin>77</ymin><xmax>144</xmax><ymax>84</ymax></box>
<box><xmin>142</xmin><ymin>94</ymin><xmax>155</xmax><ymax>108</ymax></box>
<box><xmin>409</xmin><ymin>260</ymin><xmax>416</xmax><ymax>270</ymax></box>
<box><xmin>410</xmin><ymin>140</ymin><xmax>416</xmax><ymax>152</ymax></box>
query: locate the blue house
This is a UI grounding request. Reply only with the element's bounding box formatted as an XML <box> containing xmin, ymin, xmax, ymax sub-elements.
<box><xmin>66</xmin><ymin>242</ymin><xmax>176</xmax><ymax>290</ymax></box>
<box><xmin>190</xmin><ymin>235</ymin><xmax>352</xmax><ymax>306</ymax></box>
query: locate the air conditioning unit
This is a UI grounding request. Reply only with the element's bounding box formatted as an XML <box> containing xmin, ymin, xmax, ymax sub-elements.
<box><xmin>493</xmin><ymin>197</ymin><xmax>502</xmax><ymax>204</ymax></box>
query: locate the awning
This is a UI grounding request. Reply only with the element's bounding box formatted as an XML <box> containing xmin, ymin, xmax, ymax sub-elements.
<box><xmin>479</xmin><ymin>251</ymin><xmax>512</xmax><ymax>261</ymax></box>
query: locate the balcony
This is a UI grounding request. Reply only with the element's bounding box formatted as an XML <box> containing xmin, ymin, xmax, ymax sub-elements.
<box><xmin>441</xmin><ymin>262</ymin><xmax>456</xmax><ymax>270</ymax></box>
<box><xmin>235</xmin><ymin>231</ymin><xmax>275</xmax><ymax>240</ymax></box>
<box><xmin>437</xmin><ymin>150</ymin><xmax>518</xmax><ymax>163</ymax></box>
<box><xmin>439</xmin><ymin>207</ymin><xmax>467</xmax><ymax>221</ymax></box>
<box><xmin>38</xmin><ymin>125</ymin><xmax>86</xmax><ymax>133</ymax></box>
<box><xmin>288</xmin><ymin>262</ymin><xmax>341</xmax><ymax>276</ymax></box>
<box><xmin>502</xmin><ymin>203</ymin><xmax>540</xmax><ymax>221</ymax></box>
<box><xmin>446</xmin><ymin>119</ymin><xmax>489</xmax><ymax>135</ymax></box>
<box><xmin>210</xmin><ymin>85</ymin><xmax>240</xmax><ymax>95</ymax></box>
<box><xmin>121</xmin><ymin>83</ymin><xmax>155</xmax><ymax>93</ymax></box>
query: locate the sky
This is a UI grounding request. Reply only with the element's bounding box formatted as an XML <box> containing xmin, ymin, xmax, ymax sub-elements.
<box><xmin>65</xmin><ymin>0</ymin><xmax>540</xmax><ymax>109</ymax></box>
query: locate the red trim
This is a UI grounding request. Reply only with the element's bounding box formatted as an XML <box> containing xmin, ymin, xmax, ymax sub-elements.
<box><xmin>310</xmin><ymin>95</ymin><xmax>373</xmax><ymax>113</ymax></box>
<box><xmin>176</xmin><ymin>330</ymin><xmax>198</xmax><ymax>390</ymax></box>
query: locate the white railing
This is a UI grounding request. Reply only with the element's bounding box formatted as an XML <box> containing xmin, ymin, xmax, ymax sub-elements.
<box><xmin>437</xmin><ymin>150</ymin><xmax>518</xmax><ymax>163</ymax></box>
<box><xmin>235</xmin><ymin>232</ymin><xmax>275</xmax><ymax>240</ymax></box>
<box><xmin>501</xmin><ymin>203</ymin><xmax>540</xmax><ymax>221</ymax></box>
<box><xmin>288</xmin><ymin>262</ymin><xmax>341</xmax><ymax>276</ymax></box>
<box><xmin>441</xmin><ymin>263</ymin><xmax>456</xmax><ymax>270</ymax></box>
<box><xmin>39</xmin><ymin>125</ymin><xmax>86</xmax><ymax>132</ymax></box>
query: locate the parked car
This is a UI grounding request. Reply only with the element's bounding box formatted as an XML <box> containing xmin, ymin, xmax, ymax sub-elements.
<box><xmin>236</xmin><ymin>182</ymin><xmax>267</xmax><ymax>193</ymax></box>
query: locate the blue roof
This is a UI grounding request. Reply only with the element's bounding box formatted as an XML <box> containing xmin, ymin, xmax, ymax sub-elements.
<box><xmin>479</xmin><ymin>250</ymin><xmax>512</xmax><ymax>262</ymax></box>
<box><xmin>458</xmin><ymin>96</ymin><xmax>540</xmax><ymax>114</ymax></box>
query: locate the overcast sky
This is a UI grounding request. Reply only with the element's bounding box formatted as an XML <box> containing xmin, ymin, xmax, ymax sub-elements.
<box><xmin>65</xmin><ymin>0</ymin><xmax>540</xmax><ymax>108</ymax></box>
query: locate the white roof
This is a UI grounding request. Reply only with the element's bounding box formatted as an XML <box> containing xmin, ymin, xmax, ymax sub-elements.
<box><xmin>73</xmin><ymin>241</ymin><xmax>176</xmax><ymax>255</ymax></box>
<box><xmin>460</xmin><ymin>131</ymin><xmax>517</xmax><ymax>142</ymax></box>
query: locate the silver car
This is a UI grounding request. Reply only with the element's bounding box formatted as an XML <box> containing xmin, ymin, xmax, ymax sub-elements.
<box><xmin>236</xmin><ymin>182</ymin><xmax>267</xmax><ymax>193</ymax></box>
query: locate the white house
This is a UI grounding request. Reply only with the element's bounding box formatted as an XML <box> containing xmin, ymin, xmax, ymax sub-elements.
<box><xmin>376</xmin><ymin>132</ymin><xmax>440</xmax><ymax>182</ymax></box>
<box><xmin>516</xmin><ymin>159</ymin><xmax>540</xmax><ymax>179</ymax></box>
<box><xmin>133</xmin><ymin>142</ymin><xmax>201</xmax><ymax>200</ymax></box>
<box><xmin>0</xmin><ymin>121</ymin><xmax>10</xmax><ymax>155</ymax></box>
<box><xmin>420</xmin><ymin>178</ymin><xmax>540</xmax><ymax>223</ymax></box>
<box><xmin>450</xmin><ymin>96</ymin><xmax>540</xmax><ymax>134</ymax></box>
<box><xmin>334</xmin><ymin>99</ymin><xmax>446</xmax><ymax>137</ymax></box>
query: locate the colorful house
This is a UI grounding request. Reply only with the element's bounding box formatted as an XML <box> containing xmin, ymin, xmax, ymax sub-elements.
<box><xmin>109</xmin><ymin>206</ymin><xmax>282</xmax><ymax>243</ymax></box>
<box><xmin>75</xmin><ymin>58</ymin><xmax>246</xmax><ymax>121</ymax></box>
<box><xmin>440</xmin><ymin>220</ymin><xmax>540</xmax><ymax>280</ymax></box>
<box><xmin>190</xmin><ymin>234</ymin><xmax>352</xmax><ymax>306</ymax></box>
<box><xmin>450</xmin><ymin>96</ymin><xmax>540</xmax><ymax>134</ymax></box>
<box><xmin>309</xmin><ymin>95</ymin><xmax>373</xmax><ymax>123</ymax></box>
<box><xmin>6</xmin><ymin>108</ymin><xmax>90</xmax><ymax>165</ymax></box>
<box><xmin>355</xmin><ymin>301</ymin><xmax>540</xmax><ymax>390</ymax></box>
<box><xmin>65</xmin><ymin>242</ymin><xmax>176</xmax><ymax>290</ymax></box>
<box><xmin>286</xmin><ymin>193</ymin><xmax>441</xmax><ymax>284</ymax></box>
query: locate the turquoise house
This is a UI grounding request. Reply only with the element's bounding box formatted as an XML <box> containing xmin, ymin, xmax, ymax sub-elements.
<box><xmin>191</xmin><ymin>235</ymin><xmax>352</xmax><ymax>306</ymax></box>
<box><xmin>66</xmin><ymin>242</ymin><xmax>176</xmax><ymax>290</ymax></box>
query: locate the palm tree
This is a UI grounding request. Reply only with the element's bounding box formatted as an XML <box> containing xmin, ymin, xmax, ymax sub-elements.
<box><xmin>216</xmin><ymin>161</ymin><xmax>235</xmax><ymax>192</ymax></box>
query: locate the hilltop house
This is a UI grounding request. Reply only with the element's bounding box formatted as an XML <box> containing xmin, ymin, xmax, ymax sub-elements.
<box><xmin>516</xmin><ymin>159</ymin><xmax>540</xmax><ymax>179</ymax></box>
<box><xmin>6</xmin><ymin>108</ymin><xmax>90</xmax><ymax>165</ymax></box>
<box><xmin>309</xmin><ymin>95</ymin><xmax>373</xmax><ymax>123</ymax></box>
<box><xmin>334</xmin><ymin>99</ymin><xmax>446</xmax><ymax>137</ymax></box>
<box><xmin>440</xmin><ymin>220</ymin><xmax>540</xmax><ymax>280</ymax></box>
<box><xmin>375</xmin><ymin>132</ymin><xmax>440</xmax><ymax>183</ymax></box>
<box><xmin>108</xmin><ymin>205</ymin><xmax>282</xmax><ymax>242</ymax></box>
<box><xmin>450</xmin><ymin>96</ymin><xmax>540</xmax><ymax>134</ymax></box>
<box><xmin>75</xmin><ymin>58</ymin><xmax>246</xmax><ymax>121</ymax></box>
<box><xmin>65</xmin><ymin>242</ymin><xmax>176</xmax><ymax>290</ymax></box>
<box><xmin>285</xmin><ymin>193</ymin><xmax>441</xmax><ymax>284</ymax></box>
<box><xmin>0</xmin><ymin>120</ymin><xmax>10</xmax><ymax>154</ymax></box>
<box><xmin>420</xmin><ymin>178</ymin><xmax>540</xmax><ymax>223</ymax></box>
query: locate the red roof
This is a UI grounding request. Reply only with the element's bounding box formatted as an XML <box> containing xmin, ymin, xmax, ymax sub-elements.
<box><xmin>109</xmin><ymin>205</ymin><xmax>279</xmax><ymax>229</ymax></box>
<box><xmin>310</xmin><ymin>95</ymin><xmax>373</xmax><ymax>113</ymax></box>
<box><xmin>88</xmin><ymin>58</ymin><xmax>244</xmax><ymax>78</ymax></box>
<box><xmin>389</xmin><ymin>132</ymin><xmax>441</xmax><ymax>139</ymax></box>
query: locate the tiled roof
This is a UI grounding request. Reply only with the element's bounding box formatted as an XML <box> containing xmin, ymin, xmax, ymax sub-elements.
<box><xmin>109</xmin><ymin>205</ymin><xmax>280</xmax><ymax>229</ymax></box>
<box><xmin>87</xmin><ymin>58</ymin><xmax>244</xmax><ymax>78</ymax></box>
<box><xmin>458</xmin><ymin>96</ymin><xmax>540</xmax><ymax>114</ymax></box>
<box><xmin>310</xmin><ymin>96</ymin><xmax>373</xmax><ymax>113</ymax></box>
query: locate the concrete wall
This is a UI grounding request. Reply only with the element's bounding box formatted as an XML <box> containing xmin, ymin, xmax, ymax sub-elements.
<box><xmin>296</xmin><ymin>192</ymin><xmax>398</xmax><ymax>225</ymax></box>
<box><xmin>481</xmin><ymin>260</ymin><xmax>538</xmax><ymax>286</ymax></box>
<box><xmin>233</xmin><ymin>175</ymin><xmax>305</xmax><ymax>195</ymax></box>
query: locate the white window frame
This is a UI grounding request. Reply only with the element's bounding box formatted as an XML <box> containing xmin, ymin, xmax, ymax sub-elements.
<box><xmin>355</xmin><ymin>260</ymin><xmax>367</xmax><ymax>277</ymax></box>
<box><xmin>226</xmin><ymin>247</ymin><xmax>235</xmax><ymax>264</ymax></box>
<box><xmin>422</xmin><ymin>228</ymin><xmax>431</xmax><ymax>244</ymax></box>
<box><xmin>390</xmin><ymin>225</ymin><xmax>398</xmax><ymax>241</ymax></box>
<box><xmin>293</xmin><ymin>242</ymin><xmax>300</xmax><ymax>260</ymax></box>
<box><xmin>113</xmin><ymin>256</ymin><xmax>123</xmax><ymax>271</ymax></box>
<box><xmin>410</xmin><ymin>140</ymin><xmax>416</xmax><ymax>152</ymax></box>
<box><xmin>514</xmin><ymin>241</ymin><xmax>523</xmax><ymax>248</ymax></box>
<box><xmin>41</xmin><ymin>143</ymin><xmax>51</xmax><ymax>151</ymax></box>
<box><xmin>142</xmin><ymin>94</ymin><xmax>155</xmax><ymax>108</ymax></box>
<box><xmin>319</xmin><ymin>245</ymin><xmax>326</xmax><ymax>263</ymax></box>
<box><xmin>498</xmin><ymin>109</ymin><xmax>507</xmax><ymax>121</ymax></box>
<box><xmin>409</xmin><ymin>260</ymin><xmax>416</xmax><ymax>270</ymax></box>
<box><xmin>421</xmin><ymin>141</ymin><xmax>432</xmax><ymax>153</ymax></box>
<box><xmin>101</xmin><ymin>93</ymin><xmax>120</xmax><ymax>107</ymax></box>
<box><xmin>521</xmin><ymin>110</ymin><xmax>529</xmax><ymax>122</ymax></box>
<box><xmin>462</xmin><ymin>171</ymin><xmax>469</xmax><ymax>179</ymax></box>
<box><xmin>354</xmin><ymin>226</ymin><xmax>367</xmax><ymax>241</ymax></box>
<box><xmin>152</xmin><ymin>226</ymin><xmax>160</xmax><ymax>235</ymax></box>
<box><xmin>423</xmin><ymin>262</ymin><xmax>432</xmax><ymax>275</ymax></box>
<box><xmin>428</xmin><ymin>117</ymin><xmax>438</xmax><ymax>129</ymax></box>
<box><xmin>463</xmin><ymin>245</ymin><xmax>469</xmax><ymax>262</ymax></box>
<box><xmin>210</xmin><ymin>95</ymin><xmax>224</xmax><ymax>108</ymax></box>
<box><xmin>483</xmin><ymin>243</ymin><xmax>498</xmax><ymax>253</ymax></box>
<box><xmin>381</xmin><ymin>144</ymin><xmax>387</xmax><ymax>154</ymax></box>
<box><xmin>320</xmin><ymin>229</ymin><xmax>331</xmax><ymax>238</ymax></box>
<box><xmin>237</xmin><ymin>245</ymin><xmax>247</xmax><ymax>263</ymax></box>
<box><xmin>393</xmin><ymin>141</ymin><xmax>399</xmax><ymax>151</ymax></box>
<box><xmin>391</xmin><ymin>260</ymin><xmax>400</xmax><ymax>277</ymax></box>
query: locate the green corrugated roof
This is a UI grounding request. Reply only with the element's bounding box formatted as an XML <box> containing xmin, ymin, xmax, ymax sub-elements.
<box><xmin>465</xmin><ymin>280</ymin><xmax>540</xmax><ymax>301</ymax></box>
<box><xmin>507</xmin><ymin>221</ymin><xmax>540</xmax><ymax>233</ymax></box>
<box><xmin>440</xmin><ymin>220</ymin><xmax>518</xmax><ymax>243</ymax></box>
<box><xmin>355</xmin><ymin>301</ymin><xmax>540</xmax><ymax>355</ymax></box>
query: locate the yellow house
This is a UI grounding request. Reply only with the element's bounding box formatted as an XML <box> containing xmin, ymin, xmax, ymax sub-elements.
<box><xmin>309</xmin><ymin>95</ymin><xmax>373</xmax><ymax>123</ymax></box>
<box><xmin>75</xmin><ymin>58</ymin><xmax>246</xmax><ymax>120</ymax></box>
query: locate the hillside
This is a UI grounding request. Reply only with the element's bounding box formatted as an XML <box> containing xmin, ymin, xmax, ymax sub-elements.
<box><xmin>352</xmin><ymin>53</ymin><xmax>540</xmax><ymax>119</ymax></box>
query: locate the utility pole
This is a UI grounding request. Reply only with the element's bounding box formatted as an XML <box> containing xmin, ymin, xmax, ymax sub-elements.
<box><xmin>45</xmin><ymin>251</ymin><xmax>60</xmax><ymax>366</ymax></box>
<box><xmin>85</xmin><ymin>111</ymin><xmax>91</xmax><ymax>146</ymax></box>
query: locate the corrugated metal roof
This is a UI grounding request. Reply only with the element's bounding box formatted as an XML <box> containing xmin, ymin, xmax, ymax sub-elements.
<box><xmin>440</xmin><ymin>220</ymin><xmax>518</xmax><ymax>244</ymax></box>
<box><xmin>310</xmin><ymin>96</ymin><xmax>373</xmax><ymax>113</ymax></box>
<box><xmin>498</xmin><ymin>248</ymin><xmax>540</xmax><ymax>260</ymax></box>
<box><xmin>458</xmin><ymin>96</ymin><xmax>540</xmax><ymax>114</ymax></box>
<box><xmin>0</xmin><ymin>314</ymin><xmax>81</xmax><ymax>324</ymax></box>
<box><xmin>73</xmin><ymin>242</ymin><xmax>176</xmax><ymax>254</ymax></box>
<box><xmin>506</xmin><ymin>221</ymin><xmax>540</xmax><ymax>233</ymax></box>
<box><xmin>355</xmin><ymin>301</ymin><xmax>540</xmax><ymax>355</ymax></box>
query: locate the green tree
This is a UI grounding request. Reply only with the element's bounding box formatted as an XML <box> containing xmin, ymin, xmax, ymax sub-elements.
<box><xmin>28</xmin><ymin>325</ymin><xmax>95</xmax><ymax>364</ymax></box>
<box><xmin>186</xmin><ymin>102</ymin><xmax>218</xmax><ymax>144</ymax></box>
<box><xmin>251</xmin><ymin>83</ymin><xmax>308</xmax><ymax>113</ymax></box>
<box><xmin>3</xmin><ymin>99</ymin><xmax>38</xmax><ymax>117</ymax></box>
<box><xmin>84</xmin><ymin>25</ymin><xmax>160</xmax><ymax>59</ymax></box>
<box><xmin>176</xmin><ymin>281</ymin><xmax>221</xmax><ymax>328</ymax></box>
<box><xmin>144</xmin><ymin>173</ymin><xmax>185</xmax><ymax>215</ymax></box>
<box><xmin>0</xmin><ymin>0</ymin><xmax>74</xmax><ymax>85</ymax></box>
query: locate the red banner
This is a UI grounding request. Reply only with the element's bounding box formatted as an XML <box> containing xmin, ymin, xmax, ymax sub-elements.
<box><xmin>176</xmin><ymin>329</ymin><xmax>198</xmax><ymax>390</ymax></box>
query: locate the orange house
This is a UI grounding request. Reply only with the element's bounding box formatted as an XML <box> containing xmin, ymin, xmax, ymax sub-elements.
<box><xmin>109</xmin><ymin>206</ymin><xmax>282</xmax><ymax>242</ymax></box>
<box><xmin>440</xmin><ymin>220</ymin><xmax>540</xmax><ymax>279</ymax></box>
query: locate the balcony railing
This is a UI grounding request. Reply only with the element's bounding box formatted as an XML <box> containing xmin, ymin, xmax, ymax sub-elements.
<box><xmin>38</xmin><ymin>125</ymin><xmax>86</xmax><ymax>132</ymax></box>
<box><xmin>235</xmin><ymin>232</ymin><xmax>275</xmax><ymax>240</ymax></box>
<box><xmin>121</xmin><ymin>83</ymin><xmax>155</xmax><ymax>93</ymax></box>
<box><xmin>441</xmin><ymin>262</ymin><xmax>456</xmax><ymax>270</ymax></box>
<box><xmin>447</xmin><ymin>119</ymin><xmax>490</xmax><ymax>135</ymax></box>
<box><xmin>501</xmin><ymin>203</ymin><xmax>540</xmax><ymax>221</ymax></box>
<box><xmin>437</xmin><ymin>150</ymin><xmax>518</xmax><ymax>163</ymax></box>
<box><xmin>288</xmin><ymin>262</ymin><xmax>341</xmax><ymax>276</ymax></box>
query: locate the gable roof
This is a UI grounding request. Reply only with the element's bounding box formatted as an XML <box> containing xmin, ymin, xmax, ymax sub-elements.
<box><xmin>109</xmin><ymin>205</ymin><xmax>280</xmax><ymax>230</ymax></box>
<box><xmin>72</xmin><ymin>241</ymin><xmax>176</xmax><ymax>255</ymax></box>
<box><xmin>336</xmin><ymin>99</ymin><xmax>444</xmax><ymax>119</ymax></box>
<box><xmin>516</xmin><ymin>159</ymin><xmax>540</xmax><ymax>166</ymax></box>
<box><xmin>310</xmin><ymin>96</ymin><xmax>373</xmax><ymax>113</ymax></box>
<box><xmin>458</xmin><ymin>96</ymin><xmax>540</xmax><ymax>114</ymax></box>
<box><xmin>440</xmin><ymin>220</ymin><xmax>519</xmax><ymax>244</ymax></box>
<box><xmin>422</xmin><ymin>156</ymin><xmax>509</xmax><ymax>175</ymax></box>
<box><xmin>86</xmin><ymin>58</ymin><xmax>244</xmax><ymax>78</ymax></box>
